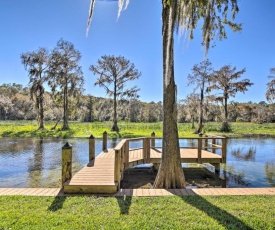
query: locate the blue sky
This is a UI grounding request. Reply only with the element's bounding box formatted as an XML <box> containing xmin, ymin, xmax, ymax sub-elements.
<box><xmin>0</xmin><ymin>0</ymin><xmax>275</xmax><ymax>103</ymax></box>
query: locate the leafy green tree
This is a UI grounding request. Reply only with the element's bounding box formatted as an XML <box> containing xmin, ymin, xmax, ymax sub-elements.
<box><xmin>90</xmin><ymin>55</ymin><xmax>140</xmax><ymax>132</ymax></box>
<box><xmin>183</xmin><ymin>93</ymin><xmax>200</xmax><ymax>129</ymax></box>
<box><xmin>188</xmin><ymin>59</ymin><xmax>213</xmax><ymax>134</ymax></box>
<box><xmin>21</xmin><ymin>48</ymin><xmax>49</xmax><ymax>129</ymax></box>
<box><xmin>266</xmin><ymin>68</ymin><xmax>275</xmax><ymax>103</ymax></box>
<box><xmin>48</xmin><ymin>39</ymin><xmax>84</xmax><ymax>130</ymax></box>
<box><xmin>87</xmin><ymin>0</ymin><xmax>242</xmax><ymax>189</ymax></box>
<box><xmin>207</xmin><ymin>65</ymin><xmax>253</xmax><ymax>131</ymax></box>
<box><xmin>0</xmin><ymin>83</ymin><xmax>28</xmax><ymax>97</ymax></box>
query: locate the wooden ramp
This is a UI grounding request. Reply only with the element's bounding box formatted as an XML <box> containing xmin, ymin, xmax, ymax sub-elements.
<box><xmin>63</xmin><ymin>148</ymin><xmax>222</xmax><ymax>194</ymax></box>
<box><xmin>63</xmin><ymin>150</ymin><xmax>118</xmax><ymax>194</ymax></box>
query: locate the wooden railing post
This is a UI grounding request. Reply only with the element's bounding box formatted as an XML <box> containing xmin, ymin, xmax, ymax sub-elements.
<box><xmin>198</xmin><ymin>138</ymin><xmax>202</xmax><ymax>164</ymax></box>
<box><xmin>212</xmin><ymin>138</ymin><xmax>216</xmax><ymax>154</ymax></box>
<box><xmin>204</xmin><ymin>135</ymin><xmax>208</xmax><ymax>151</ymax></box>
<box><xmin>143</xmin><ymin>138</ymin><xmax>150</xmax><ymax>163</ymax></box>
<box><xmin>120</xmin><ymin>145</ymin><xmax>124</xmax><ymax>173</ymax></box>
<box><xmin>151</xmin><ymin>132</ymin><xmax>155</xmax><ymax>148</ymax></box>
<box><xmin>146</xmin><ymin>137</ymin><xmax>150</xmax><ymax>163</ymax></box>
<box><xmin>62</xmin><ymin>142</ymin><xmax>72</xmax><ymax>186</ymax></box>
<box><xmin>114</xmin><ymin>149</ymin><xmax>121</xmax><ymax>189</ymax></box>
<box><xmin>103</xmin><ymin>131</ymin><xmax>107</xmax><ymax>151</ymax></box>
<box><xmin>89</xmin><ymin>135</ymin><xmax>95</xmax><ymax>162</ymax></box>
<box><xmin>143</xmin><ymin>138</ymin><xmax>147</xmax><ymax>162</ymax></box>
<box><xmin>124</xmin><ymin>140</ymin><xmax>129</xmax><ymax>170</ymax></box>
<box><xmin>222</xmin><ymin>138</ymin><xmax>227</xmax><ymax>163</ymax></box>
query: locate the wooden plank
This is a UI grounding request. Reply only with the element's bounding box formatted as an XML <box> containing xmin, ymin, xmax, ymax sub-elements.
<box><xmin>64</xmin><ymin>184</ymin><xmax>117</xmax><ymax>194</ymax></box>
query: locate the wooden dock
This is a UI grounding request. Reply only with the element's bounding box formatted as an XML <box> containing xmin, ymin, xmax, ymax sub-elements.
<box><xmin>63</xmin><ymin>135</ymin><xmax>226</xmax><ymax>194</ymax></box>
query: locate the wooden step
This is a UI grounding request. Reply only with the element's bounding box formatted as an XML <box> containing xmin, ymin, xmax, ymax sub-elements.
<box><xmin>63</xmin><ymin>182</ymin><xmax>118</xmax><ymax>194</ymax></box>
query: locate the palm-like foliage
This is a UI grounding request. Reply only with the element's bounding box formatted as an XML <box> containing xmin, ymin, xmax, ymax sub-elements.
<box><xmin>21</xmin><ymin>48</ymin><xmax>49</xmax><ymax>130</ymax></box>
<box><xmin>266</xmin><ymin>68</ymin><xmax>275</xmax><ymax>103</ymax></box>
<box><xmin>87</xmin><ymin>0</ymin><xmax>241</xmax><ymax>54</ymax></box>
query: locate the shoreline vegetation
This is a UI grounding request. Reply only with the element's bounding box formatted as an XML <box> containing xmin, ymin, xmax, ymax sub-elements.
<box><xmin>1</xmin><ymin>120</ymin><xmax>275</xmax><ymax>139</ymax></box>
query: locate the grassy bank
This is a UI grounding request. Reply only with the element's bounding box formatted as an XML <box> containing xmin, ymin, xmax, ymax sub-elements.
<box><xmin>1</xmin><ymin>120</ymin><xmax>275</xmax><ymax>138</ymax></box>
<box><xmin>1</xmin><ymin>195</ymin><xmax>274</xmax><ymax>229</ymax></box>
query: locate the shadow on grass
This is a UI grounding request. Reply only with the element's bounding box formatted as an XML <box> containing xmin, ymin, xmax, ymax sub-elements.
<box><xmin>48</xmin><ymin>196</ymin><xmax>67</xmax><ymax>212</ymax></box>
<box><xmin>115</xmin><ymin>190</ymin><xmax>133</xmax><ymax>215</ymax></box>
<box><xmin>181</xmin><ymin>194</ymin><xmax>253</xmax><ymax>230</ymax></box>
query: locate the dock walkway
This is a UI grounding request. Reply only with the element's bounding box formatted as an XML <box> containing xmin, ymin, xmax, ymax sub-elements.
<box><xmin>63</xmin><ymin>135</ymin><xmax>226</xmax><ymax>194</ymax></box>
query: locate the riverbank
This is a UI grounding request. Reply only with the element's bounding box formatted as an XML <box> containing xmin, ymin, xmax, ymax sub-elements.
<box><xmin>1</xmin><ymin>120</ymin><xmax>275</xmax><ymax>138</ymax></box>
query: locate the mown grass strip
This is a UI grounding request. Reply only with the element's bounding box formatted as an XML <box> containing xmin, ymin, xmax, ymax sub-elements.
<box><xmin>0</xmin><ymin>195</ymin><xmax>274</xmax><ymax>229</ymax></box>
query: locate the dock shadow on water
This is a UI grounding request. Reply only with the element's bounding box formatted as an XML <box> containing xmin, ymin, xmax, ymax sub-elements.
<box><xmin>181</xmin><ymin>195</ymin><xmax>253</xmax><ymax>230</ymax></box>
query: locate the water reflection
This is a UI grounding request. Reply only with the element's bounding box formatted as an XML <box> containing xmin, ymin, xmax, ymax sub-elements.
<box><xmin>231</xmin><ymin>146</ymin><xmax>256</xmax><ymax>161</ymax></box>
<box><xmin>265</xmin><ymin>161</ymin><xmax>275</xmax><ymax>187</ymax></box>
<box><xmin>221</xmin><ymin>164</ymin><xmax>249</xmax><ymax>187</ymax></box>
<box><xmin>1</xmin><ymin>137</ymin><xmax>275</xmax><ymax>188</ymax></box>
<box><xmin>27</xmin><ymin>138</ymin><xmax>44</xmax><ymax>187</ymax></box>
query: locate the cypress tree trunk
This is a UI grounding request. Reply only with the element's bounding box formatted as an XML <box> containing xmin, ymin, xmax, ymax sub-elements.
<box><xmin>111</xmin><ymin>79</ymin><xmax>119</xmax><ymax>132</ymax></box>
<box><xmin>196</xmin><ymin>87</ymin><xmax>204</xmax><ymax>134</ymax></box>
<box><xmin>221</xmin><ymin>96</ymin><xmax>230</xmax><ymax>132</ymax></box>
<box><xmin>62</xmin><ymin>82</ymin><xmax>70</xmax><ymax>130</ymax></box>
<box><xmin>153</xmin><ymin>0</ymin><xmax>186</xmax><ymax>189</ymax></box>
<box><xmin>38</xmin><ymin>86</ymin><xmax>45</xmax><ymax>130</ymax></box>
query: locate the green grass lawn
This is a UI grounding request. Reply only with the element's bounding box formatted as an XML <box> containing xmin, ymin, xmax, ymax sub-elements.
<box><xmin>0</xmin><ymin>195</ymin><xmax>274</xmax><ymax>229</ymax></box>
<box><xmin>1</xmin><ymin>120</ymin><xmax>275</xmax><ymax>138</ymax></box>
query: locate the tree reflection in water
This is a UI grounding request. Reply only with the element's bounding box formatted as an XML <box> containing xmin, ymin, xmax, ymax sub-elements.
<box><xmin>221</xmin><ymin>165</ymin><xmax>249</xmax><ymax>187</ymax></box>
<box><xmin>231</xmin><ymin>146</ymin><xmax>256</xmax><ymax>161</ymax></box>
<box><xmin>27</xmin><ymin>138</ymin><xmax>44</xmax><ymax>187</ymax></box>
<box><xmin>265</xmin><ymin>161</ymin><xmax>275</xmax><ymax>187</ymax></box>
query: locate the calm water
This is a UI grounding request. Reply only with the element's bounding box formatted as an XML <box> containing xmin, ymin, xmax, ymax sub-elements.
<box><xmin>0</xmin><ymin>137</ymin><xmax>274</xmax><ymax>188</ymax></box>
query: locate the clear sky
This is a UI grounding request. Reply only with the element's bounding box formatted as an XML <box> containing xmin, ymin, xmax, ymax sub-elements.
<box><xmin>0</xmin><ymin>0</ymin><xmax>275</xmax><ymax>103</ymax></box>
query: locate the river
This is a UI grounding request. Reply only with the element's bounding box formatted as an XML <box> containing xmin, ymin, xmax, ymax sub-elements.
<box><xmin>0</xmin><ymin>137</ymin><xmax>274</xmax><ymax>188</ymax></box>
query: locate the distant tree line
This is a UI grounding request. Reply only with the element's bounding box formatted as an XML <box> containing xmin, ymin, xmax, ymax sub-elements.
<box><xmin>1</xmin><ymin>82</ymin><xmax>275</xmax><ymax>126</ymax></box>
<box><xmin>1</xmin><ymin>40</ymin><xmax>275</xmax><ymax>132</ymax></box>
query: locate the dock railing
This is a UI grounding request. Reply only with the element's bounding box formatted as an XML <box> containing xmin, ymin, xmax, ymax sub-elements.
<box><xmin>61</xmin><ymin>132</ymin><xmax>227</xmax><ymax>191</ymax></box>
<box><xmin>112</xmin><ymin>133</ymin><xmax>226</xmax><ymax>186</ymax></box>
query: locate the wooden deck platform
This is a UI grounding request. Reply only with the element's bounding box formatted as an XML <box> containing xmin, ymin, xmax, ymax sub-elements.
<box><xmin>63</xmin><ymin>147</ymin><xmax>222</xmax><ymax>194</ymax></box>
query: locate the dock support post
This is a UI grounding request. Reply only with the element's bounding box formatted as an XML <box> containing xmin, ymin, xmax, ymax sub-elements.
<box><xmin>62</xmin><ymin>142</ymin><xmax>72</xmax><ymax>187</ymax></box>
<box><xmin>211</xmin><ymin>163</ymin><xmax>220</xmax><ymax>173</ymax></box>
<box><xmin>151</xmin><ymin>132</ymin><xmax>155</xmax><ymax>149</ymax></box>
<box><xmin>103</xmin><ymin>131</ymin><xmax>107</xmax><ymax>151</ymax></box>
<box><xmin>89</xmin><ymin>135</ymin><xmax>95</xmax><ymax>162</ymax></box>
<box><xmin>212</xmin><ymin>138</ymin><xmax>216</xmax><ymax>154</ymax></box>
<box><xmin>222</xmin><ymin>138</ymin><xmax>227</xmax><ymax>163</ymax></box>
<box><xmin>198</xmin><ymin>138</ymin><xmax>202</xmax><ymax>164</ymax></box>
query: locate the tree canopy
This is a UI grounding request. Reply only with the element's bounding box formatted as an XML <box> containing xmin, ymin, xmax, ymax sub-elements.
<box><xmin>48</xmin><ymin>39</ymin><xmax>84</xmax><ymax>130</ymax></box>
<box><xmin>266</xmin><ymin>68</ymin><xmax>275</xmax><ymax>103</ymax></box>
<box><xmin>207</xmin><ymin>64</ymin><xmax>253</xmax><ymax>131</ymax></box>
<box><xmin>21</xmin><ymin>47</ymin><xmax>49</xmax><ymax>130</ymax></box>
<box><xmin>90</xmin><ymin>55</ymin><xmax>140</xmax><ymax>131</ymax></box>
